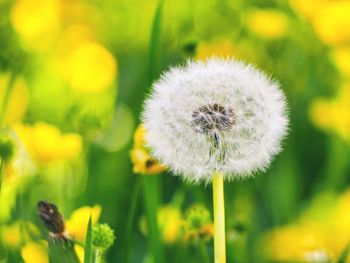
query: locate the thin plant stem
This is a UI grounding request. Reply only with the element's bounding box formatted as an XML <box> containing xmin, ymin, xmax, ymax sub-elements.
<box><xmin>199</xmin><ymin>240</ymin><xmax>210</xmax><ymax>263</ymax></box>
<box><xmin>143</xmin><ymin>176</ymin><xmax>163</xmax><ymax>263</ymax></box>
<box><xmin>124</xmin><ymin>175</ymin><xmax>142</xmax><ymax>263</ymax></box>
<box><xmin>0</xmin><ymin>159</ymin><xmax>4</xmax><ymax>191</ymax></box>
<box><xmin>0</xmin><ymin>73</ymin><xmax>17</xmax><ymax>126</ymax></box>
<box><xmin>93</xmin><ymin>248</ymin><xmax>103</xmax><ymax>263</ymax></box>
<box><xmin>212</xmin><ymin>171</ymin><xmax>226</xmax><ymax>263</ymax></box>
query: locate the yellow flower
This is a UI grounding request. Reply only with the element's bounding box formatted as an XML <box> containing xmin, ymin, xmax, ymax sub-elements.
<box><xmin>195</xmin><ymin>38</ymin><xmax>236</xmax><ymax>60</ymax></box>
<box><xmin>264</xmin><ymin>189</ymin><xmax>350</xmax><ymax>262</ymax></box>
<box><xmin>158</xmin><ymin>206</ymin><xmax>182</xmax><ymax>244</ymax></box>
<box><xmin>332</xmin><ymin>47</ymin><xmax>350</xmax><ymax>77</ymax></box>
<box><xmin>246</xmin><ymin>9</ymin><xmax>289</xmax><ymax>39</ymax></box>
<box><xmin>1</xmin><ymin>221</ymin><xmax>39</xmax><ymax>248</ymax></box>
<box><xmin>65</xmin><ymin>205</ymin><xmax>101</xmax><ymax>242</ymax></box>
<box><xmin>311</xmin><ymin>2</ymin><xmax>350</xmax><ymax>46</ymax></box>
<box><xmin>130</xmin><ymin>125</ymin><xmax>167</xmax><ymax>175</ymax></box>
<box><xmin>310</xmin><ymin>86</ymin><xmax>350</xmax><ymax>141</ymax></box>
<box><xmin>139</xmin><ymin>205</ymin><xmax>182</xmax><ymax>244</ymax></box>
<box><xmin>13</xmin><ymin>122</ymin><xmax>83</xmax><ymax>164</ymax></box>
<box><xmin>21</xmin><ymin>241</ymin><xmax>48</xmax><ymax>263</ymax></box>
<box><xmin>265</xmin><ymin>224</ymin><xmax>333</xmax><ymax>262</ymax></box>
<box><xmin>11</xmin><ymin>0</ymin><xmax>61</xmax><ymax>51</ymax></box>
<box><xmin>20</xmin><ymin>241</ymin><xmax>84</xmax><ymax>263</ymax></box>
<box><xmin>309</xmin><ymin>98</ymin><xmax>332</xmax><ymax>130</ymax></box>
<box><xmin>63</xmin><ymin>41</ymin><xmax>117</xmax><ymax>93</ymax></box>
<box><xmin>74</xmin><ymin>244</ymin><xmax>85</xmax><ymax>262</ymax></box>
<box><xmin>333</xmin><ymin>189</ymin><xmax>350</xmax><ymax>236</ymax></box>
<box><xmin>0</xmin><ymin>73</ymin><xmax>29</xmax><ymax>124</ymax></box>
<box><xmin>289</xmin><ymin>0</ymin><xmax>324</xmax><ymax>19</ymax></box>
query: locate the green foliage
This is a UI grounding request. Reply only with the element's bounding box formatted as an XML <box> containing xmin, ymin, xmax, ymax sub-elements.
<box><xmin>48</xmin><ymin>238</ymin><xmax>80</xmax><ymax>263</ymax></box>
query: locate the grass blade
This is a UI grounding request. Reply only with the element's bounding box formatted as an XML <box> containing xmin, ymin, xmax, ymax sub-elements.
<box><xmin>84</xmin><ymin>215</ymin><xmax>93</xmax><ymax>263</ymax></box>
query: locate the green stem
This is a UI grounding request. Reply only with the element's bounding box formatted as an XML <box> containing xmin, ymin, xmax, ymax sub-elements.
<box><xmin>93</xmin><ymin>248</ymin><xmax>103</xmax><ymax>263</ymax></box>
<box><xmin>124</xmin><ymin>176</ymin><xmax>142</xmax><ymax>263</ymax></box>
<box><xmin>0</xmin><ymin>73</ymin><xmax>17</xmax><ymax>126</ymax></box>
<box><xmin>143</xmin><ymin>176</ymin><xmax>163</xmax><ymax>263</ymax></box>
<box><xmin>0</xmin><ymin>159</ymin><xmax>5</xmax><ymax>192</ymax></box>
<box><xmin>323</xmin><ymin>136</ymin><xmax>350</xmax><ymax>191</ymax></box>
<box><xmin>148</xmin><ymin>0</ymin><xmax>164</xmax><ymax>84</ymax></box>
<box><xmin>199</xmin><ymin>240</ymin><xmax>210</xmax><ymax>263</ymax></box>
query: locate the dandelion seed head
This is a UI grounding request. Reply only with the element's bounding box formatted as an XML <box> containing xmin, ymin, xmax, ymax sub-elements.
<box><xmin>142</xmin><ymin>58</ymin><xmax>288</xmax><ymax>183</ymax></box>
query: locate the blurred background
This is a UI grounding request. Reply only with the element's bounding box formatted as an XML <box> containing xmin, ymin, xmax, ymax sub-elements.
<box><xmin>0</xmin><ymin>0</ymin><xmax>350</xmax><ymax>262</ymax></box>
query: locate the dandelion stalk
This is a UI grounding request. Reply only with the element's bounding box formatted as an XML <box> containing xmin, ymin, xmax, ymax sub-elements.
<box><xmin>212</xmin><ymin>172</ymin><xmax>226</xmax><ymax>263</ymax></box>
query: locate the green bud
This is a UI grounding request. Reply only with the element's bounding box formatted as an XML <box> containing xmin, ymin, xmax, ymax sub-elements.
<box><xmin>92</xmin><ymin>223</ymin><xmax>116</xmax><ymax>250</ymax></box>
<box><xmin>184</xmin><ymin>204</ymin><xmax>211</xmax><ymax>231</ymax></box>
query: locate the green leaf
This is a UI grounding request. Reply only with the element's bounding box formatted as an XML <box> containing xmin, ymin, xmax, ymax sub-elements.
<box><xmin>84</xmin><ymin>215</ymin><xmax>93</xmax><ymax>263</ymax></box>
<box><xmin>148</xmin><ymin>0</ymin><xmax>164</xmax><ymax>84</ymax></box>
<box><xmin>48</xmin><ymin>238</ymin><xmax>80</xmax><ymax>263</ymax></box>
<box><xmin>337</xmin><ymin>244</ymin><xmax>350</xmax><ymax>263</ymax></box>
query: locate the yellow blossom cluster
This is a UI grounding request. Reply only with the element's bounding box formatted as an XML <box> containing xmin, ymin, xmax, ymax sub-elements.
<box><xmin>245</xmin><ymin>9</ymin><xmax>289</xmax><ymax>40</ymax></box>
<box><xmin>13</xmin><ymin>122</ymin><xmax>83</xmax><ymax>165</ymax></box>
<box><xmin>10</xmin><ymin>0</ymin><xmax>118</xmax><ymax>94</ymax></box>
<box><xmin>265</xmin><ymin>189</ymin><xmax>350</xmax><ymax>262</ymax></box>
<box><xmin>292</xmin><ymin>0</ymin><xmax>350</xmax><ymax>141</ymax></box>
<box><xmin>310</xmin><ymin>85</ymin><xmax>350</xmax><ymax>141</ymax></box>
<box><xmin>290</xmin><ymin>0</ymin><xmax>350</xmax><ymax>46</ymax></box>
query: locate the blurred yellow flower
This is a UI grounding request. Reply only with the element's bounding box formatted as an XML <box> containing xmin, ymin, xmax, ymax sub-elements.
<box><xmin>0</xmin><ymin>73</ymin><xmax>29</xmax><ymax>124</ymax></box>
<box><xmin>158</xmin><ymin>206</ymin><xmax>183</xmax><ymax>244</ymax></box>
<box><xmin>20</xmin><ymin>240</ymin><xmax>84</xmax><ymax>263</ymax></box>
<box><xmin>74</xmin><ymin>244</ymin><xmax>85</xmax><ymax>263</ymax></box>
<box><xmin>265</xmin><ymin>189</ymin><xmax>350</xmax><ymax>262</ymax></box>
<box><xmin>332</xmin><ymin>189</ymin><xmax>350</xmax><ymax>239</ymax></box>
<box><xmin>57</xmin><ymin>24</ymin><xmax>95</xmax><ymax>57</ymax></box>
<box><xmin>1</xmin><ymin>221</ymin><xmax>39</xmax><ymax>248</ymax></box>
<box><xmin>265</xmin><ymin>224</ymin><xmax>333</xmax><ymax>262</ymax></box>
<box><xmin>64</xmin><ymin>42</ymin><xmax>117</xmax><ymax>93</ymax></box>
<box><xmin>310</xmin><ymin>86</ymin><xmax>350</xmax><ymax>141</ymax></box>
<box><xmin>246</xmin><ymin>9</ymin><xmax>289</xmax><ymax>39</ymax></box>
<box><xmin>195</xmin><ymin>38</ymin><xmax>236</xmax><ymax>60</ymax></box>
<box><xmin>130</xmin><ymin>125</ymin><xmax>167</xmax><ymax>175</ymax></box>
<box><xmin>289</xmin><ymin>0</ymin><xmax>324</xmax><ymax>19</ymax></box>
<box><xmin>65</xmin><ymin>205</ymin><xmax>101</xmax><ymax>242</ymax></box>
<box><xmin>11</xmin><ymin>0</ymin><xmax>60</xmax><ymax>50</ymax></box>
<box><xmin>312</xmin><ymin>2</ymin><xmax>350</xmax><ymax>46</ymax></box>
<box><xmin>13</xmin><ymin>122</ymin><xmax>83</xmax><ymax>164</ymax></box>
<box><xmin>21</xmin><ymin>241</ymin><xmax>48</xmax><ymax>263</ymax></box>
<box><xmin>332</xmin><ymin>47</ymin><xmax>350</xmax><ymax>77</ymax></box>
<box><xmin>139</xmin><ymin>205</ymin><xmax>182</xmax><ymax>244</ymax></box>
<box><xmin>309</xmin><ymin>98</ymin><xmax>331</xmax><ymax>130</ymax></box>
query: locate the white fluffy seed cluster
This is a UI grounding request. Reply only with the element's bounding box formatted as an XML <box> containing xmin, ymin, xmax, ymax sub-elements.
<box><xmin>142</xmin><ymin>58</ymin><xmax>288</xmax><ymax>183</ymax></box>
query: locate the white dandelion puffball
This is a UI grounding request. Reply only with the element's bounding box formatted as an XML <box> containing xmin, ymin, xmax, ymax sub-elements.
<box><xmin>142</xmin><ymin>58</ymin><xmax>288</xmax><ymax>183</ymax></box>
